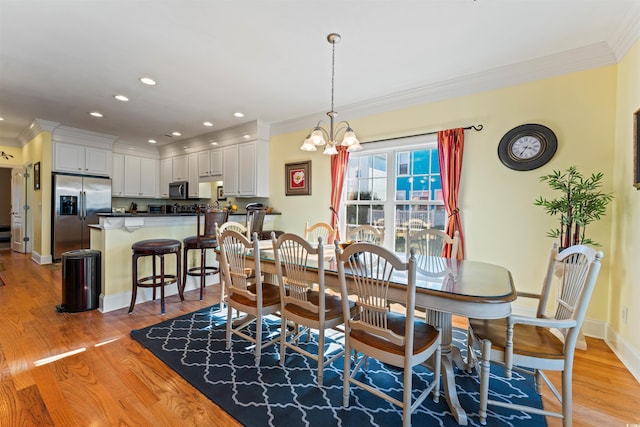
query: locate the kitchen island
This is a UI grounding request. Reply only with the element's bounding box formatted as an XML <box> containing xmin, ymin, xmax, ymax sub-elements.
<box><xmin>91</xmin><ymin>211</ymin><xmax>279</xmax><ymax>313</ymax></box>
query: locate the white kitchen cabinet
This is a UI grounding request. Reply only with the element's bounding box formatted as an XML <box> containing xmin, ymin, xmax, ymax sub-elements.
<box><xmin>222</xmin><ymin>139</ymin><xmax>269</xmax><ymax>197</ymax></box>
<box><xmin>53</xmin><ymin>142</ymin><xmax>111</xmax><ymax>176</ymax></box>
<box><xmin>172</xmin><ymin>155</ymin><xmax>188</xmax><ymax>182</ymax></box>
<box><xmin>198</xmin><ymin>149</ymin><xmax>222</xmax><ymax>177</ymax></box>
<box><xmin>159</xmin><ymin>158</ymin><xmax>172</xmax><ymax>198</ymax></box>
<box><xmin>111</xmin><ymin>154</ymin><xmax>124</xmax><ymax>196</ymax></box>
<box><xmin>222</xmin><ymin>145</ymin><xmax>239</xmax><ymax>196</ymax></box>
<box><xmin>123</xmin><ymin>155</ymin><xmax>158</xmax><ymax>198</ymax></box>
<box><xmin>188</xmin><ymin>153</ymin><xmax>199</xmax><ymax>198</ymax></box>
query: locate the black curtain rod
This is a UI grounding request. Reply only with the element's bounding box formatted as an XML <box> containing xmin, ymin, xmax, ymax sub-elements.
<box><xmin>363</xmin><ymin>124</ymin><xmax>483</xmax><ymax>145</ymax></box>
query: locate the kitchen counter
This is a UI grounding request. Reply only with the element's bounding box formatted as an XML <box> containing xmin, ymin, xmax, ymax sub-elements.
<box><xmin>97</xmin><ymin>211</ymin><xmax>280</xmax><ymax>217</ymax></box>
<box><xmin>90</xmin><ymin>210</ymin><xmax>280</xmax><ymax>313</ymax></box>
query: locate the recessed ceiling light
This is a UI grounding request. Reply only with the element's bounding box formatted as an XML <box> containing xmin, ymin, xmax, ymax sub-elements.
<box><xmin>0</xmin><ymin>117</ymin><xmax>4</xmax><ymax>121</ymax></box>
<box><xmin>90</xmin><ymin>112</ymin><xmax>103</xmax><ymax>118</ymax></box>
<box><xmin>203</xmin><ymin>121</ymin><xmax>213</xmax><ymax>127</ymax></box>
<box><xmin>210</xmin><ymin>141</ymin><xmax>218</xmax><ymax>146</ymax></box>
<box><xmin>243</xmin><ymin>134</ymin><xmax>250</xmax><ymax>139</ymax></box>
<box><xmin>233</xmin><ymin>112</ymin><xmax>244</xmax><ymax>118</ymax></box>
<box><xmin>148</xmin><ymin>139</ymin><xmax>157</xmax><ymax>144</ymax></box>
<box><xmin>114</xmin><ymin>95</ymin><xmax>129</xmax><ymax>102</ymax></box>
<box><xmin>139</xmin><ymin>77</ymin><xmax>157</xmax><ymax>86</ymax></box>
<box><xmin>172</xmin><ymin>131</ymin><xmax>182</xmax><ymax>137</ymax></box>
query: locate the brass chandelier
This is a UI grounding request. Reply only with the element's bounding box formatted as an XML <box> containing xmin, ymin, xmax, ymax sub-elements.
<box><xmin>300</xmin><ymin>33</ymin><xmax>362</xmax><ymax>155</ymax></box>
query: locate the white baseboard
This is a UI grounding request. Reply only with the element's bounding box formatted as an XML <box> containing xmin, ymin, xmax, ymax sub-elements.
<box><xmin>31</xmin><ymin>251</ymin><xmax>52</xmax><ymax>265</ymax></box>
<box><xmin>605</xmin><ymin>324</ymin><xmax>640</xmax><ymax>383</ymax></box>
<box><xmin>100</xmin><ymin>274</ymin><xmax>219</xmax><ymax>313</ymax></box>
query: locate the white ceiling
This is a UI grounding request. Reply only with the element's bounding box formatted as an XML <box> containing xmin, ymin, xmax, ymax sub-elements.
<box><xmin>1</xmin><ymin>0</ymin><xmax>639</xmax><ymax>148</ymax></box>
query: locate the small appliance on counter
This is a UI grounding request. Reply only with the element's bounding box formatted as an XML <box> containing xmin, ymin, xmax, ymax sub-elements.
<box><xmin>166</xmin><ymin>204</ymin><xmax>180</xmax><ymax>214</ymax></box>
<box><xmin>148</xmin><ymin>205</ymin><xmax>164</xmax><ymax>214</ymax></box>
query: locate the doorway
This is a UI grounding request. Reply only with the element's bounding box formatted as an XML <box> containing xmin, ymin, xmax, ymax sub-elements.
<box><xmin>0</xmin><ymin>165</ymin><xmax>32</xmax><ymax>253</ymax></box>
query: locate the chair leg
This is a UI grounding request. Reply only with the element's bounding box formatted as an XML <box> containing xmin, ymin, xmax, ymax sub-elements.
<box><xmin>317</xmin><ymin>329</ymin><xmax>325</xmax><ymax>386</ymax></box>
<box><xmin>199</xmin><ymin>248</ymin><xmax>206</xmax><ymax>300</ymax></box>
<box><xmin>176</xmin><ymin>250</ymin><xmax>184</xmax><ymax>301</ymax></box>
<box><xmin>182</xmin><ymin>247</ymin><xmax>188</xmax><ymax>294</ymax></box>
<box><xmin>343</xmin><ymin>345</ymin><xmax>351</xmax><ymax>407</ymax></box>
<box><xmin>479</xmin><ymin>339</ymin><xmax>492</xmax><ymax>425</ymax></box>
<box><xmin>225</xmin><ymin>302</ymin><xmax>233</xmax><ymax>350</ymax></box>
<box><xmin>129</xmin><ymin>254</ymin><xmax>139</xmax><ymax>313</ymax></box>
<box><xmin>159</xmin><ymin>254</ymin><xmax>166</xmax><ymax>315</ymax></box>
<box><xmin>562</xmin><ymin>363</ymin><xmax>573</xmax><ymax>427</ymax></box>
<box><xmin>402</xmin><ymin>361</ymin><xmax>412</xmax><ymax>427</ymax></box>
<box><xmin>433</xmin><ymin>340</ymin><xmax>441</xmax><ymax>403</ymax></box>
<box><xmin>254</xmin><ymin>314</ymin><xmax>262</xmax><ymax>366</ymax></box>
<box><xmin>279</xmin><ymin>315</ymin><xmax>287</xmax><ymax>366</ymax></box>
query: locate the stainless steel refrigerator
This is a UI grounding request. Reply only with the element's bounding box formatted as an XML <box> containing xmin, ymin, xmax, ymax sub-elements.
<box><xmin>52</xmin><ymin>173</ymin><xmax>111</xmax><ymax>261</ymax></box>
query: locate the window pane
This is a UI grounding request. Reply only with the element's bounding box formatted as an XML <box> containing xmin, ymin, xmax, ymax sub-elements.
<box><xmin>396</xmin><ymin>176</ymin><xmax>411</xmax><ymax>200</ymax></box>
<box><xmin>413</xmin><ymin>150</ymin><xmax>430</xmax><ymax>175</ymax></box>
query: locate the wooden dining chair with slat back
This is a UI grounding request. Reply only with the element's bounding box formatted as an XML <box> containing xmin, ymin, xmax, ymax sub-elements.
<box><xmin>303</xmin><ymin>221</ymin><xmax>335</xmax><ymax>243</ymax></box>
<box><xmin>272</xmin><ymin>233</ymin><xmax>356</xmax><ymax>386</ymax></box>
<box><xmin>466</xmin><ymin>243</ymin><xmax>603</xmax><ymax>426</ymax></box>
<box><xmin>346</xmin><ymin>224</ymin><xmax>384</xmax><ymax>245</ymax></box>
<box><xmin>335</xmin><ymin>242</ymin><xmax>441</xmax><ymax>427</ymax></box>
<box><xmin>217</xmin><ymin>229</ymin><xmax>281</xmax><ymax>365</ymax></box>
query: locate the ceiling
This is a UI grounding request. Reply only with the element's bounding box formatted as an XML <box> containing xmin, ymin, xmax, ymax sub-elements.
<box><xmin>1</xmin><ymin>1</ymin><xmax>639</xmax><ymax>149</ymax></box>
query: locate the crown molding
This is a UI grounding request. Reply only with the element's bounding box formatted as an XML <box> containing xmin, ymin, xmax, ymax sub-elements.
<box><xmin>609</xmin><ymin>3</ymin><xmax>640</xmax><ymax>61</ymax></box>
<box><xmin>271</xmin><ymin>43</ymin><xmax>618</xmax><ymax>137</ymax></box>
<box><xmin>52</xmin><ymin>125</ymin><xmax>117</xmax><ymax>149</ymax></box>
<box><xmin>17</xmin><ymin>118</ymin><xmax>59</xmax><ymax>145</ymax></box>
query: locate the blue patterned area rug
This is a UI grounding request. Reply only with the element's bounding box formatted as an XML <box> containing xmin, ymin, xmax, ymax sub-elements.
<box><xmin>131</xmin><ymin>305</ymin><xmax>546</xmax><ymax>427</ymax></box>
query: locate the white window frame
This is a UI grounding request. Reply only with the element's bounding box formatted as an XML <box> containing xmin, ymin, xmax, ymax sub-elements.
<box><xmin>341</xmin><ymin>134</ymin><xmax>443</xmax><ymax>250</ymax></box>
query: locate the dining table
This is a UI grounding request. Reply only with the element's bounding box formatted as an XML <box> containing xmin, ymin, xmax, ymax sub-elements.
<box><xmin>221</xmin><ymin>240</ymin><xmax>516</xmax><ymax>426</ymax></box>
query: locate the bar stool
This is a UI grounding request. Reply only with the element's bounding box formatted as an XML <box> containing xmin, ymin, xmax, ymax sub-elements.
<box><xmin>130</xmin><ymin>238</ymin><xmax>183</xmax><ymax>314</ymax></box>
<box><xmin>182</xmin><ymin>207</ymin><xmax>229</xmax><ymax>300</ymax></box>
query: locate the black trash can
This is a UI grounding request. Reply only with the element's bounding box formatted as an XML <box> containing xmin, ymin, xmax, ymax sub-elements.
<box><xmin>56</xmin><ymin>249</ymin><xmax>101</xmax><ymax>313</ymax></box>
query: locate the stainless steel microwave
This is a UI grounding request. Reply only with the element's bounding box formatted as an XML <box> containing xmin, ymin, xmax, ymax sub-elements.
<box><xmin>169</xmin><ymin>181</ymin><xmax>188</xmax><ymax>199</ymax></box>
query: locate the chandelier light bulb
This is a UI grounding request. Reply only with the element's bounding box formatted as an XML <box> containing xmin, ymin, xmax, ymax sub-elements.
<box><xmin>323</xmin><ymin>143</ymin><xmax>339</xmax><ymax>155</ymax></box>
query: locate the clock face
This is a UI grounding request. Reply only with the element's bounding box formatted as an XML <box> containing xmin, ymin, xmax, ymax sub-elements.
<box><xmin>511</xmin><ymin>135</ymin><xmax>542</xmax><ymax>160</ymax></box>
<box><xmin>498</xmin><ymin>124</ymin><xmax>557</xmax><ymax>171</ymax></box>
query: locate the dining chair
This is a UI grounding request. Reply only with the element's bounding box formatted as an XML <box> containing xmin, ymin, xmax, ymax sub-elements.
<box><xmin>407</xmin><ymin>228</ymin><xmax>460</xmax><ymax>263</ymax></box>
<box><xmin>466</xmin><ymin>243</ymin><xmax>603</xmax><ymax>426</ymax></box>
<box><xmin>346</xmin><ymin>224</ymin><xmax>384</xmax><ymax>245</ymax></box>
<box><xmin>335</xmin><ymin>242</ymin><xmax>441</xmax><ymax>427</ymax></box>
<box><xmin>217</xmin><ymin>229</ymin><xmax>281</xmax><ymax>365</ymax></box>
<box><xmin>218</xmin><ymin>221</ymin><xmax>249</xmax><ymax>238</ymax></box>
<box><xmin>182</xmin><ymin>206</ymin><xmax>229</xmax><ymax>300</ymax></box>
<box><xmin>303</xmin><ymin>221</ymin><xmax>335</xmax><ymax>243</ymax></box>
<box><xmin>272</xmin><ymin>233</ymin><xmax>356</xmax><ymax>386</ymax></box>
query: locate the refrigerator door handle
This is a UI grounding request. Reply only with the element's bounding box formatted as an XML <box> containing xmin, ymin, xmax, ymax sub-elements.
<box><xmin>83</xmin><ymin>191</ymin><xmax>87</xmax><ymax>219</ymax></box>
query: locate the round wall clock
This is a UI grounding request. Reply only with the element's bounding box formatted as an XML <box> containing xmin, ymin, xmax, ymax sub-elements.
<box><xmin>497</xmin><ymin>123</ymin><xmax>557</xmax><ymax>171</ymax></box>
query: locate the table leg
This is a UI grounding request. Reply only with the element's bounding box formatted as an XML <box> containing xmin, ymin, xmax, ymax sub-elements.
<box><xmin>425</xmin><ymin>309</ymin><xmax>468</xmax><ymax>426</ymax></box>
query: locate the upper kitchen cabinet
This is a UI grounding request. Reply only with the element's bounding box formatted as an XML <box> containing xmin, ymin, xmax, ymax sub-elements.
<box><xmin>159</xmin><ymin>158</ymin><xmax>172</xmax><ymax>198</ymax></box>
<box><xmin>187</xmin><ymin>153</ymin><xmax>199</xmax><ymax>198</ymax></box>
<box><xmin>123</xmin><ymin>155</ymin><xmax>158</xmax><ymax>198</ymax></box>
<box><xmin>172</xmin><ymin>155</ymin><xmax>188</xmax><ymax>182</ymax></box>
<box><xmin>112</xmin><ymin>154</ymin><xmax>124</xmax><ymax>196</ymax></box>
<box><xmin>198</xmin><ymin>149</ymin><xmax>222</xmax><ymax>178</ymax></box>
<box><xmin>223</xmin><ymin>139</ymin><xmax>269</xmax><ymax>197</ymax></box>
<box><xmin>53</xmin><ymin>142</ymin><xmax>111</xmax><ymax>176</ymax></box>
<box><xmin>51</xmin><ymin>125</ymin><xmax>116</xmax><ymax>176</ymax></box>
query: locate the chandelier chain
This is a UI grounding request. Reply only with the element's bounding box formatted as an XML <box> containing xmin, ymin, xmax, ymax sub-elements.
<box><xmin>330</xmin><ymin>39</ymin><xmax>336</xmax><ymax>114</ymax></box>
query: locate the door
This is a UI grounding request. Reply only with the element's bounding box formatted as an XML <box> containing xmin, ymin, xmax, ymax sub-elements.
<box><xmin>10</xmin><ymin>168</ymin><xmax>25</xmax><ymax>253</ymax></box>
<box><xmin>81</xmin><ymin>176</ymin><xmax>111</xmax><ymax>248</ymax></box>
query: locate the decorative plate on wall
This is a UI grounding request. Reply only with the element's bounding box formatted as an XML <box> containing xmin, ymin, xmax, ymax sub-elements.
<box><xmin>498</xmin><ymin>123</ymin><xmax>557</xmax><ymax>171</ymax></box>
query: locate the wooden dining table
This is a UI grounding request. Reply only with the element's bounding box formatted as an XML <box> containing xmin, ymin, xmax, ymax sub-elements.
<box><xmin>223</xmin><ymin>241</ymin><xmax>516</xmax><ymax>426</ymax></box>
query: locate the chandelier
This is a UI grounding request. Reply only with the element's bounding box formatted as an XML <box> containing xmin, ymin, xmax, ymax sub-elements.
<box><xmin>300</xmin><ymin>33</ymin><xmax>362</xmax><ymax>155</ymax></box>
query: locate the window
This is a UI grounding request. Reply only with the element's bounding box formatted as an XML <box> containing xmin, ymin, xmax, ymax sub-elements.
<box><xmin>342</xmin><ymin>135</ymin><xmax>444</xmax><ymax>251</ymax></box>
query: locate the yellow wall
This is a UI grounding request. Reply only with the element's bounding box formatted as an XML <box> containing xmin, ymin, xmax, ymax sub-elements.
<box><xmin>611</xmin><ymin>38</ymin><xmax>640</xmax><ymax>355</ymax></box>
<box><xmin>270</xmin><ymin>64</ymin><xmax>617</xmax><ymax>326</ymax></box>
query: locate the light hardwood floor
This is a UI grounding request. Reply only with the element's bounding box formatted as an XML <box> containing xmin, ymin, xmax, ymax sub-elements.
<box><xmin>0</xmin><ymin>248</ymin><xmax>638</xmax><ymax>426</ymax></box>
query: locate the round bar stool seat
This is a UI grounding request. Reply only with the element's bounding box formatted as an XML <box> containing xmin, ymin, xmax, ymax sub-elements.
<box><xmin>130</xmin><ymin>238</ymin><xmax>183</xmax><ymax>314</ymax></box>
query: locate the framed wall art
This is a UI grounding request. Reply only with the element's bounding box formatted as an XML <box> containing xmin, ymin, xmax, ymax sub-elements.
<box><xmin>634</xmin><ymin>108</ymin><xmax>640</xmax><ymax>189</ymax></box>
<box><xmin>34</xmin><ymin>162</ymin><xmax>40</xmax><ymax>190</ymax></box>
<box><xmin>285</xmin><ymin>160</ymin><xmax>311</xmax><ymax>196</ymax></box>
<box><xmin>217</xmin><ymin>185</ymin><xmax>226</xmax><ymax>201</ymax></box>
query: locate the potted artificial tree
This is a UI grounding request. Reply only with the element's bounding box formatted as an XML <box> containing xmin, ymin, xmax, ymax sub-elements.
<box><xmin>534</xmin><ymin>166</ymin><xmax>613</xmax><ymax>249</ymax></box>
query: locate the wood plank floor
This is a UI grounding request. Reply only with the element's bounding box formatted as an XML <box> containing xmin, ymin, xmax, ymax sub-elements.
<box><xmin>0</xmin><ymin>248</ymin><xmax>638</xmax><ymax>426</ymax></box>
